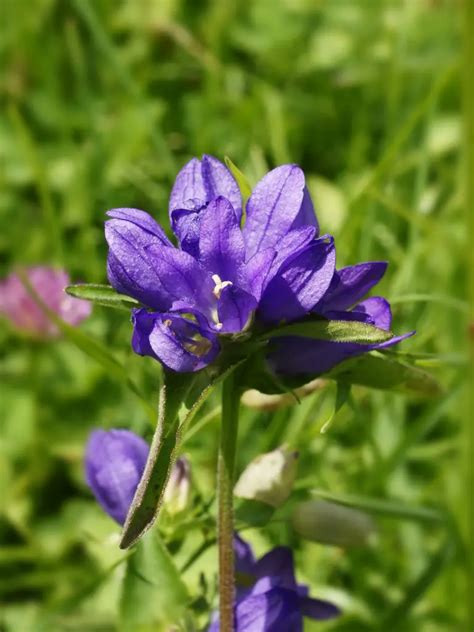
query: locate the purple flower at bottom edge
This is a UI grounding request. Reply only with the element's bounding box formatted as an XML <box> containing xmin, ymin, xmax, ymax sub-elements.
<box><xmin>208</xmin><ymin>535</ymin><xmax>340</xmax><ymax>631</ymax></box>
<box><xmin>0</xmin><ymin>266</ymin><xmax>91</xmax><ymax>339</ymax></box>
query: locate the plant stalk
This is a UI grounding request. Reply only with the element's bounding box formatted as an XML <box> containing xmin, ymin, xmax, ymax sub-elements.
<box><xmin>217</xmin><ymin>372</ymin><xmax>240</xmax><ymax>631</ymax></box>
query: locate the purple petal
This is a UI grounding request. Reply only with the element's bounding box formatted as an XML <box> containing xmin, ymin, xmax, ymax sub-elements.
<box><xmin>105</xmin><ymin>211</ymin><xmax>176</xmax><ymax>310</ymax></box>
<box><xmin>243</xmin><ymin>249</ymin><xmax>276</xmax><ymax>301</ymax></box>
<box><xmin>169</xmin><ymin>155</ymin><xmax>241</xmax><ymax>219</ymax></box>
<box><xmin>290</xmin><ymin>186</ymin><xmax>319</xmax><ymax>234</ymax></box>
<box><xmin>316</xmin><ymin>261</ymin><xmax>388</xmax><ymax>312</ymax></box>
<box><xmin>265</xmin><ymin>225</ymin><xmax>317</xmax><ymax>281</ymax></box>
<box><xmin>322</xmin><ymin>309</ymin><xmax>373</xmax><ymax>324</ymax></box>
<box><xmin>145</xmin><ymin>243</ymin><xmax>214</xmax><ymax>314</ymax></box>
<box><xmin>352</xmin><ymin>296</ymin><xmax>392</xmax><ymax>330</ymax></box>
<box><xmin>243</xmin><ymin>165</ymin><xmax>307</xmax><ymax>259</ymax></box>
<box><xmin>268</xmin><ymin>329</ymin><xmax>415</xmax><ymax>376</ymax></box>
<box><xmin>201</xmin><ymin>155</ymin><xmax>242</xmax><ymax>219</ymax></box>
<box><xmin>131</xmin><ymin>308</ymin><xmax>157</xmax><ymax>357</ymax></box>
<box><xmin>234</xmin><ymin>534</ymin><xmax>257</xmax><ymax>576</ymax></box>
<box><xmin>199</xmin><ymin>197</ymin><xmax>246</xmax><ymax>282</ymax></box>
<box><xmin>84</xmin><ymin>429</ymin><xmax>149</xmax><ymax>525</ymax></box>
<box><xmin>170</xmin><ymin>206</ymin><xmax>204</xmax><ymax>258</ymax></box>
<box><xmin>258</xmin><ymin>236</ymin><xmax>336</xmax><ymax>323</ymax></box>
<box><xmin>253</xmin><ymin>547</ymin><xmax>297</xmax><ymax>590</ymax></box>
<box><xmin>169</xmin><ymin>158</ymin><xmax>208</xmax><ymax>213</ymax></box>
<box><xmin>299</xmin><ymin>596</ymin><xmax>341</xmax><ymax>620</ymax></box>
<box><xmin>133</xmin><ymin>311</ymin><xmax>219</xmax><ymax>372</ymax></box>
<box><xmin>216</xmin><ymin>285</ymin><xmax>257</xmax><ymax>334</ymax></box>
<box><xmin>237</xmin><ymin>584</ymin><xmax>303</xmax><ymax>632</ymax></box>
<box><xmin>107</xmin><ymin>208</ymin><xmax>172</xmax><ymax>246</ymax></box>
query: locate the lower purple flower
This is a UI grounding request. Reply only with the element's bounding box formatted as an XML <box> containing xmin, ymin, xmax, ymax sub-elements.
<box><xmin>85</xmin><ymin>429</ymin><xmax>149</xmax><ymax>525</ymax></box>
<box><xmin>209</xmin><ymin>535</ymin><xmax>340</xmax><ymax>631</ymax></box>
<box><xmin>85</xmin><ymin>429</ymin><xmax>191</xmax><ymax>525</ymax></box>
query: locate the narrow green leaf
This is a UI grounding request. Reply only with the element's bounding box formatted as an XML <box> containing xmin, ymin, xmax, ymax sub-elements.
<box><xmin>380</xmin><ymin>540</ymin><xmax>454</xmax><ymax>629</ymax></box>
<box><xmin>120</xmin><ymin>362</ymin><xmax>244</xmax><ymax>549</ymax></box>
<box><xmin>65</xmin><ymin>284</ymin><xmax>140</xmax><ymax>311</ymax></box>
<box><xmin>329</xmin><ymin>351</ymin><xmax>443</xmax><ymax>397</ymax></box>
<box><xmin>265</xmin><ymin>319</ymin><xmax>393</xmax><ymax>344</ymax></box>
<box><xmin>224</xmin><ymin>156</ymin><xmax>252</xmax><ymax>202</ymax></box>
<box><xmin>17</xmin><ymin>270</ymin><xmax>155</xmax><ymax>422</ymax></box>
<box><xmin>120</xmin><ymin>530</ymin><xmax>189</xmax><ymax>631</ymax></box>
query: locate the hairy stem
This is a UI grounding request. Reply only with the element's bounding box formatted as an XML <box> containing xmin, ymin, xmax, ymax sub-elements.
<box><xmin>217</xmin><ymin>372</ymin><xmax>240</xmax><ymax>631</ymax></box>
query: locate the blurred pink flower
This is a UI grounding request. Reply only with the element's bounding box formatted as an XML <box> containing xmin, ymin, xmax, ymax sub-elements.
<box><xmin>0</xmin><ymin>266</ymin><xmax>92</xmax><ymax>338</ymax></box>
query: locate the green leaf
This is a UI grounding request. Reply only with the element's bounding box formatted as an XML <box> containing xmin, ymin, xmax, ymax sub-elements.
<box><xmin>265</xmin><ymin>319</ymin><xmax>393</xmax><ymax>344</ymax></box>
<box><xmin>17</xmin><ymin>270</ymin><xmax>155</xmax><ymax>422</ymax></box>
<box><xmin>119</xmin><ymin>530</ymin><xmax>189</xmax><ymax>631</ymax></box>
<box><xmin>224</xmin><ymin>156</ymin><xmax>252</xmax><ymax>202</ymax></box>
<box><xmin>120</xmin><ymin>362</ymin><xmax>244</xmax><ymax>549</ymax></box>
<box><xmin>329</xmin><ymin>351</ymin><xmax>443</xmax><ymax>397</ymax></box>
<box><xmin>65</xmin><ymin>283</ymin><xmax>140</xmax><ymax>311</ymax></box>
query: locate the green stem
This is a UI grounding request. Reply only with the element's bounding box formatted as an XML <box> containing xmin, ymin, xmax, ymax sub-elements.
<box><xmin>217</xmin><ymin>372</ymin><xmax>240</xmax><ymax>631</ymax></box>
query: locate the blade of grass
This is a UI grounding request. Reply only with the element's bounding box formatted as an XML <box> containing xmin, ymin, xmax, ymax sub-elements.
<box><xmin>302</xmin><ymin>489</ymin><xmax>447</xmax><ymax>525</ymax></box>
<box><xmin>348</xmin><ymin>63</ymin><xmax>457</xmax><ymax>207</ymax></box>
<box><xmin>9</xmin><ymin>106</ymin><xmax>63</xmax><ymax>264</ymax></box>
<box><xmin>379</xmin><ymin>540</ymin><xmax>455</xmax><ymax>629</ymax></box>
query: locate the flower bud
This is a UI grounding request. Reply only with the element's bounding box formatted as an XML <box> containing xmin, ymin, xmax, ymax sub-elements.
<box><xmin>0</xmin><ymin>266</ymin><xmax>91</xmax><ymax>338</ymax></box>
<box><xmin>291</xmin><ymin>499</ymin><xmax>376</xmax><ymax>547</ymax></box>
<box><xmin>162</xmin><ymin>456</ymin><xmax>191</xmax><ymax>515</ymax></box>
<box><xmin>234</xmin><ymin>445</ymin><xmax>298</xmax><ymax>508</ymax></box>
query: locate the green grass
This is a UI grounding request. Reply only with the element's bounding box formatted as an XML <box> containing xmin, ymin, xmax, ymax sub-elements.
<box><xmin>0</xmin><ymin>1</ymin><xmax>468</xmax><ymax>630</ymax></box>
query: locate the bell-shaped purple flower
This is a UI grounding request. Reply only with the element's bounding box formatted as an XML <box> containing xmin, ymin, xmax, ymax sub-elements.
<box><xmin>85</xmin><ymin>429</ymin><xmax>149</xmax><ymax>525</ymax></box>
<box><xmin>85</xmin><ymin>430</ymin><xmax>192</xmax><ymax>525</ymax></box>
<box><xmin>0</xmin><ymin>266</ymin><xmax>91</xmax><ymax>339</ymax></box>
<box><xmin>105</xmin><ymin>155</ymin><xmax>411</xmax><ymax>375</ymax></box>
<box><xmin>209</xmin><ymin>535</ymin><xmax>340</xmax><ymax>631</ymax></box>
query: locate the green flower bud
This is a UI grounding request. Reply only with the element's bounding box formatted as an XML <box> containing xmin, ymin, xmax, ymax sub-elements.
<box><xmin>234</xmin><ymin>445</ymin><xmax>298</xmax><ymax>508</ymax></box>
<box><xmin>291</xmin><ymin>499</ymin><xmax>376</xmax><ymax>547</ymax></box>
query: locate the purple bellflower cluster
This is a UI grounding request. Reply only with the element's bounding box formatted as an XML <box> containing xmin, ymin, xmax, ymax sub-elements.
<box><xmin>208</xmin><ymin>535</ymin><xmax>340</xmax><ymax>631</ymax></box>
<box><xmin>105</xmin><ymin>156</ymin><xmax>412</xmax><ymax>377</ymax></box>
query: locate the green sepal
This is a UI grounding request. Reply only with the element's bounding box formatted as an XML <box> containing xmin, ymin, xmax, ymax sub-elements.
<box><xmin>224</xmin><ymin>156</ymin><xmax>252</xmax><ymax>202</ymax></box>
<box><xmin>65</xmin><ymin>283</ymin><xmax>140</xmax><ymax>311</ymax></box>
<box><xmin>329</xmin><ymin>351</ymin><xmax>443</xmax><ymax>397</ymax></box>
<box><xmin>264</xmin><ymin>318</ymin><xmax>393</xmax><ymax>345</ymax></box>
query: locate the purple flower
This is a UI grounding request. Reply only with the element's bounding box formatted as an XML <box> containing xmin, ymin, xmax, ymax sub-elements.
<box><xmin>0</xmin><ymin>266</ymin><xmax>91</xmax><ymax>339</ymax></box>
<box><xmin>105</xmin><ymin>155</ymin><xmax>411</xmax><ymax>375</ymax></box>
<box><xmin>85</xmin><ymin>429</ymin><xmax>149</xmax><ymax>525</ymax></box>
<box><xmin>209</xmin><ymin>535</ymin><xmax>340</xmax><ymax>631</ymax></box>
<box><xmin>85</xmin><ymin>429</ymin><xmax>191</xmax><ymax>525</ymax></box>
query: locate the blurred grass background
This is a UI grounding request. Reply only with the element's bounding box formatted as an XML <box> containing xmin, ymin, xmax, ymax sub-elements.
<box><xmin>0</xmin><ymin>0</ymin><xmax>469</xmax><ymax>630</ymax></box>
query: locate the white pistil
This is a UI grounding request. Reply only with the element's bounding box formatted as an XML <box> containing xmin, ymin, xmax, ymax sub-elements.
<box><xmin>212</xmin><ymin>274</ymin><xmax>233</xmax><ymax>299</ymax></box>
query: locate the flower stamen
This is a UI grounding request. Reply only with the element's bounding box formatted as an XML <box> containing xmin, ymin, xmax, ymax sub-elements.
<box><xmin>212</xmin><ymin>274</ymin><xmax>233</xmax><ymax>299</ymax></box>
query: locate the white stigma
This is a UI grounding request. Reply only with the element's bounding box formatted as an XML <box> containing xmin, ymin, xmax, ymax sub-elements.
<box><xmin>212</xmin><ymin>274</ymin><xmax>233</xmax><ymax>299</ymax></box>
